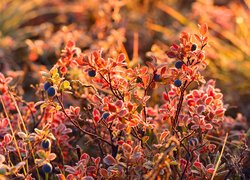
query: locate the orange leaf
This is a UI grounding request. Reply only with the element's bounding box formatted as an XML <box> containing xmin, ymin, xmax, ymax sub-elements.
<box><xmin>199</xmin><ymin>24</ymin><xmax>208</xmax><ymax>36</ymax></box>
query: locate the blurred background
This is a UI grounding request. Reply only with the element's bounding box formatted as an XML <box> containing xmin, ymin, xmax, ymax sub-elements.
<box><xmin>1</xmin><ymin>0</ymin><xmax>250</xmax><ymax>123</ymax></box>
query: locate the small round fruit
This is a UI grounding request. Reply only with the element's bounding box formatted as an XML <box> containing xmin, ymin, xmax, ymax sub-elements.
<box><xmin>102</xmin><ymin>112</ymin><xmax>110</xmax><ymax>120</ymax></box>
<box><xmin>41</xmin><ymin>139</ymin><xmax>50</xmax><ymax>149</ymax></box>
<box><xmin>174</xmin><ymin>79</ymin><xmax>182</xmax><ymax>87</ymax></box>
<box><xmin>44</xmin><ymin>82</ymin><xmax>52</xmax><ymax>91</ymax></box>
<box><xmin>175</xmin><ymin>61</ymin><xmax>183</xmax><ymax>69</ymax></box>
<box><xmin>191</xmin><ymin>44</ymin><xmax>197</xmax><ymax>51</ymax></box>
<box><xmin>47</xmin><ymin>87</ymin><xmax>56</xmax><ymax>97</ymax></box>
<box><xmin>88</xmin><ymin>70</ymin><xmax>96</xmax><ymax>77</ymax></box>
<box><xmin>153</xmin><ymin>74</ymin><xmax>161</xmax><ymax>81</ymax></box>
<box><xmin>42</xmin><ymin>163</ymin><xmax>52</xmax><ymax>173</ymax></box>
<box><xmin>188</xmin><ymin>138</ymin><xmax>199</xmax><ymax>146</ymax></box>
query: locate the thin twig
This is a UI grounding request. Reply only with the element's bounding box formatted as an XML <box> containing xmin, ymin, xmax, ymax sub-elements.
<box><xmin>56</xmin><ymin>96</ymin><xmax>112</xmax><ymax>146</ymax></box>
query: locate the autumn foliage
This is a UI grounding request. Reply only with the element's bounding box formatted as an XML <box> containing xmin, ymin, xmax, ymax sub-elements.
<box><xmin>0</xmin><ymin>19</ymin><xmax>249</xmax><ymax>180</ymax></box>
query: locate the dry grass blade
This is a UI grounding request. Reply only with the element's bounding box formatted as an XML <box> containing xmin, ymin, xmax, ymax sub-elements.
<box><xmin>156</xmin><ymin>1</ymin><xmax>188</xmax><ymax>25</ymax></box>
<box><xmin>211</xmin><ymin>133</ymin><xmax>228</xmax><ymax>180</ymax></box>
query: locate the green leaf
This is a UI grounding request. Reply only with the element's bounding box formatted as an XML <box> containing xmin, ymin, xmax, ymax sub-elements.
<box><xmin>170</xmin><ymin>161</ymin><xmax>179</xmax><ymax>165</ymax></box>
<box><xmin>37</xmin><ymin>150</ymin><xmax>46</xmax><ymax>159</ymax></box>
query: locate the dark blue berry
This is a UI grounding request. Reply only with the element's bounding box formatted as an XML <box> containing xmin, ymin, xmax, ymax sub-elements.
<box><xmin>102</xmin><ymin>112</ymin><xmax>110</xmax><ymax>120</ymax></box>
<box><xmin>188</xmin><ymin>138</ymin><xmax>199</xmax><ymax>146</ymax></box>
<box><xmin>175</xmin><ymin>61</ymin><xmax>183</xmax><ymax>69</ymax></box>
<box><xmin>191</xmin><ymin>44</ymin><xmax>197</xmax><ymax>51</ymax></box>
<box><xmin>42</xmin><ymin>163</ymin><xmax>52</xmax><ymax>173</ymax></box>
<box><xmin>153</xmin><ymin>74</ymin><xmax>161</xmax><ymax>81</ymax></box>
<box><xmin>41</xmin><ymin>139</ymin><xmax>50</xmax><ymax>149</ymax></box>
<box><xmin>88</xmin><ymin>70</ymin><xmax>96</xmax><ymax>77</ymax></box>
<box><xmin>174</xmin><ymin>79</ymin><xmax>182</xmax><ymax>87</ymax></box>
<box><xmin>47</xmin><ymin>87</ymin><xmax>56</xmax><ymax>97</ymax></box>
<box><xmin>44</xmin><ymin>82</ymin><xmax>52</xmax><ymax>91</ymax></box>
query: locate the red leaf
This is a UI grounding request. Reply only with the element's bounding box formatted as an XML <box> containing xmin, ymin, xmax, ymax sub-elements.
<box><xmin>4</xmin><ymin>133</ymin><xmax>12</xmax><ymax>145</ymax></box>
<box><xmin>188</xmin><ymin>100</ymin><xmax>195</xmax><ymax>106</ymax></box>
<box><xmin>108</xmin><ymin>103</ymin><xmax>117</xmax><ymax>112</ymax></box>
<box><xmin>67</xmin><ymin>40</ymin><xmax>75</xmax><ymax>48</ymax></box>
<box><xmin>160</xmin><ymin>131</ymin><xmax>169</xmax><ymax>142</ymax></box>
<box><xmin>103</xmin><ymin>154</ymin><xmax>117</xmax><ymax>166</ymax></box>
<box><xmin>118</xmin><ymin>109</ymin><xmax>128</xmax><ymax>117</ymax></box>
<box><xmin>115</xmin><ymin>100</ymin><xmax>123</xmax><ymax>109</ymax></box>
<box><xmin>172</xmin><ymin>43</ymin><xmax>179</xmax><ymax>50</ymax></box>
<box><xmin>194</xmin><ymin>34</ymin><xmax>201</xmax><ymax>43</ymax></box>
<box><xmin>73</xmin><ymin>106</ymin><xmax>80</xmax><ymax>115</ymax></box>
<box><xmin>194</xmin><ymin>161</ymin><xmax>203</xmax><ymax>169</ymax></box>
<box><xmin>197</xmin><ymin>105</ymin><xmax>205</xmax><ymax>114</ymax></box>
<box><xmin>163</xmin><ymin>92</ymin><xmax>169</xmax><ymax>101</ymax></box>
<box><xmin>117</xmin><ymin>53</ymin><xmax>126</xmax><ymax>62</ymax></box>
<box><xmin>161</xmin><ymin>67</ymin><xmax>167</xmax><ymax>75</ymax></box>
<box><xmin>192</xmin><ymin>90</ymin><xmax>200</xmax><ymax>98</ymax></box>
<box><xmin>205</xmin><ymin>123</ymin><xmax>213</xmax><ymax>130</ymax></box>
<box><xmin>203</xmin><ymin>36</ymin><xmax>208</xmax><ymax>43</ymax></box>
<box><xmin>80</xmin><ymin>153</ymin><xmax>90</xmax><ymax>163</ymax></box>
<box><xmin>99</xmin><ymin>168</ymin><xmax>108</xmax><ymax>178</ymax></box>
<box><xmin>215</xmin><ymin>109</ymin><xmax>224</xmax><ymax>117</ymax></box>
<box><xmin>205</xmin><ymin>97</ymin><xmax>213</xmax><ymax>105</ymax></box>
<box><xmin>82</xmin><ymin>176</ymin><xmax>94</xmax><ymax>180</ymax></box>
<box><xmin>139</xmin><ymin>66</ymin><xmax>148</xmax><ymax>74</ymax></box>
<box><xmin>122</xmin><ymin>143</ymin><xmax>132</xmax><ymax>154</ymax></box>
<box><xmin>0</xmin><ymin>118</ymin><xmax>8</xmax><ymax>128</ymax></box>
<box><xmin>93</xmin><ymin>108</ymin><xmax>100</xmax><ymax>122</ymax></box>
<box><xmin>127</xmin><ymin>102</ymin><xmax>134</xmax><ymax>112</ymax></box>
<box><xmin>87</xmin><ymin>166</ymin><xmax>96</xmax><ymax>172</ymax></box>
<box><xmin>208</xmin><ymin>144</ymin><xmax>216</xmax><ymax>153</ymax></box>
<box><xmin>142</xmin><ymin>75</ymin><xmax>150</xmax><ymax>86</ymax></box>
<box><xmin>167</xmin><ymin>51</ymin><xmax>176</xmax><ymax>58</ymax></box>
<box><xmin>180</xmin><ymin>158</ymin><xmax>187</xmax><ymax>165</ymax></box>
<box><xmin>60</xmin><ymin>66</ymin><xmax>67</xmax><ymax>74</ymax></box>
<box><xmin>92</xmin><ymin>157</ymin><xmax>100</xmax><ymax>166</ymax></box>
<box><xmin>146</xmin><ymin>61</ymin><xmax>155</xmax><ymax>70</ymax></box>
<box><xmin>207</xmin><ymin>168</ymin><xmax>215</xmax><ymax>174</ymax></box>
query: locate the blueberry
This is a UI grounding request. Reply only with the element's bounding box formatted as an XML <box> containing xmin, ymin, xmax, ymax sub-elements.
<box><xmin>42</xmin><ymin>163</ymin><xmax>52</xmax><ymax>173</ymax></box>
<box><xmin>174</xmin><ymin>79</ymin><xmax>182</xmax><ymax>87</ymax></box>
<box><xmin>44</xmin><ymin>82</ymin><xmax>52</xmax><ymax>91</ymax></box>
<box><xmin>175</xmin><ymin>61</ymin><xmax>183</xmax><ymax>69</ymax></box>
<box><xmin>47</xmin><ymin>87</ymin><xmax>56</xmax><ymax>97</ymax></box>
<box><xmin>188</xmin><ymin>138</ymin><xmax>199</xmax><ymax>146</ymax></box>
<box><xmin>102</xmin><ymin>112</ymin><xmax>110</xmax><ymax>120</ymax></box>
<box><xmin>88</xmin><ymin>70</ymin><xmax>96</xmax><ymax>77</ymax></box>
<box><xmin>191</xmin><ymin>44</ymin><xmax>197</xmax><ymax>51</ymax></box>
<box><xmin>41</xmin><ymin>139</ymin><xmax>50</xmax><ymax>149</ymax></box>
<box><xmin>153</xmin><ymin>74</ymin><xmax>161</xmax><ymax>81</ymax></box>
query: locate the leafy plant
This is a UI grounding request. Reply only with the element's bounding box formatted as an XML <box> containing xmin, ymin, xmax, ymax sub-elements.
<box><xmin>0</xmin><ymin>23</ymin><xmax>249</xmax><ymax>179</ymax></box>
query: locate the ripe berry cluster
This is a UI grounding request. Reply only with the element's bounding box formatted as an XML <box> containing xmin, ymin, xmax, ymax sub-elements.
<box><xmin>44</xmin><ymin>82</ymin><xmax>56</xmax><ymax>97</ymax></box>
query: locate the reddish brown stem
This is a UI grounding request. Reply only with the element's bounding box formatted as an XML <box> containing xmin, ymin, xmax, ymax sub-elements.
<box><xmin>56</xmin><ymin>96</ymin><xmax>112</xmax><ymax>146</ymax></box>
